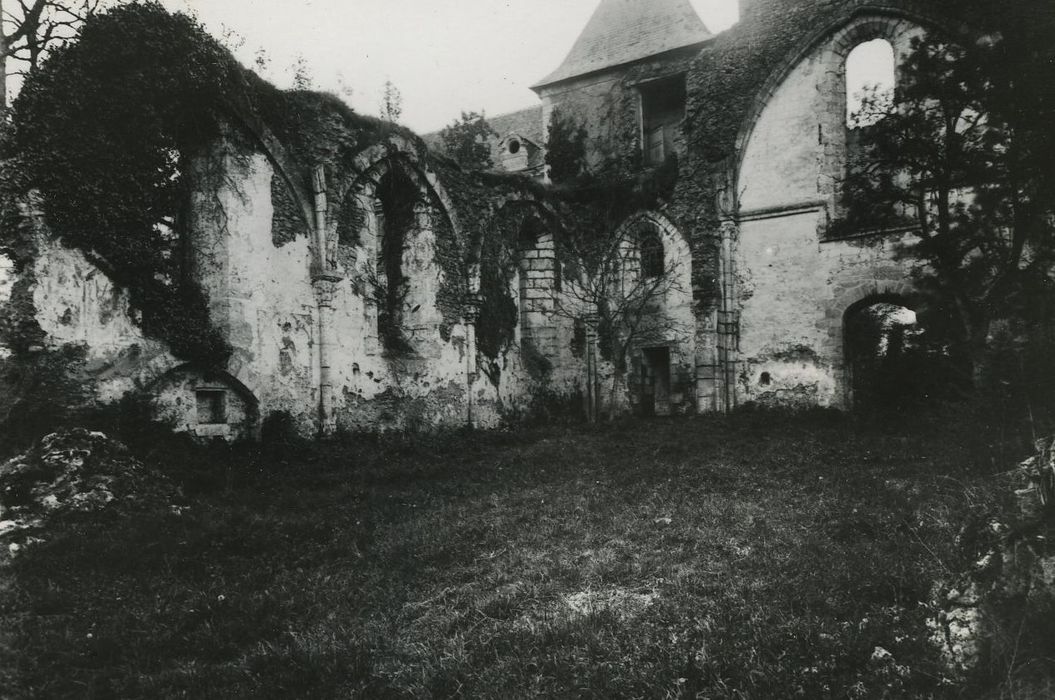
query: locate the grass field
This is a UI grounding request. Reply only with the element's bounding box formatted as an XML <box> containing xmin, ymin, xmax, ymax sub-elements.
<box><xmin>1</xmin><ymin>410</ymin><xmax>1027</xmax><ymax>698</ymax></box>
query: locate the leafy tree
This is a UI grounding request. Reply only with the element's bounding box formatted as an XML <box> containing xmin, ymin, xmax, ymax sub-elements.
<box><xmin>439</xmin><ymin>110</ymin><xmax>495</xmax><ymax>170</ymax></box>
<box><xmin>11</xmin><ymin>2</ymin><xmax>236</xmax><ymax>362</ymax></box>
<box><xmin>0</xmin><ymin>0</ymin><xmax>123</xmax><ymax>113</ymax></box>
<box><xmin>545</xmin><ymin>107</ymin><xmax>588</xmax><ymax>183</ymax></box>
<box><xmin>378</xmin><ymin>79</ymin><xmax>402</xmax><ymax>123</ymax></box>
<box><xmin>843</xmin><ymin>24</ymin><xmax>1055</xmax><ymax>390</ymax></box>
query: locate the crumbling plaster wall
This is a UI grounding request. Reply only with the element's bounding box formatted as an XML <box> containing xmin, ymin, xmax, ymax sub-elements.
<box><xmin>733</xmin><ymin>13</ymin><xmax>925</xmax><ymax>408</ymax></box>
<box><xmin>27</xmin><ymin>236</ymin><xmax>178</xmax><ymax>403</ymax></box>
<box><xmin>326</xmin><ymin>207</ymin><xmax>477</xmax><ymax>433</ymax></box>
<box><xmin>188</xmin><ymin>140</ymin><xmax>319</xmax><ymax>434</ymax></box>
<box><xmin>151</xmin><ymin>368</ymin><xmax>256</xmax><ymax>441</ymax></box>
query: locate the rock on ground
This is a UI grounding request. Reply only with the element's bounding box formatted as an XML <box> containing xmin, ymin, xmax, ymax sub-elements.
<box><xmin>0</xmin><ymin>428</ymin><xmax>180</xmax><ymax>559</ymax></box>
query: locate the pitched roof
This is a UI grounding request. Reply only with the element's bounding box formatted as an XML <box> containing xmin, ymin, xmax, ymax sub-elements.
<box><xmin>532</xmin><ymin>0</ymin><xmax>713</xmax><ymax>90</ymax></box>
<box><xmin>487</xmin><ymin>105</ymin><xmax>545</xmax><ymax>145</ymax></box>
<box><xmin>420</xmin><ymin>105</ymin><xmax>543</xmax><ymax>155</ymax></box>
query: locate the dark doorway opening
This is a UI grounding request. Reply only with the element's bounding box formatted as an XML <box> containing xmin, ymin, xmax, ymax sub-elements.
<box><xmin>845</xmin><ymin>300</ymin><xmax>934</xmax><ymax>413</ymax></box>
<box><xmin>641</xmin><ymin>347</ymin><xmax>672</xmax><ymax>417</ymax></box>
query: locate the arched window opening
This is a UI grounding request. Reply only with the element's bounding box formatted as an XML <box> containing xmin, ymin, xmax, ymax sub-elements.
<box><xmin>375</xmin><ymin>166</ymin><xmax>420</xmax><ymax>351</ymax></box>
<box><xmin>846</xmin><ymin>38</ymin><xmax>895</xmax><ymax>128</ymax></box>
<box><xmin>638</xmin><ymin>224</ymin><xmax>665</xmax><ymax>278</ymax></box>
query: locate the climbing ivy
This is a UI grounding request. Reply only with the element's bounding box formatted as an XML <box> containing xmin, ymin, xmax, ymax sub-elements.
<box><xmin>10</xmin><ymin>2</ymin><xmax>236</xmax><ymax>363</ymax></box>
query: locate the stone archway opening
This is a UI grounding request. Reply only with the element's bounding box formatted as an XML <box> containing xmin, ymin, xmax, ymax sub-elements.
<box><xmin>844</xmin><ymin>298</ymin><xmax>929</xmax><ymax>413</ymax></box>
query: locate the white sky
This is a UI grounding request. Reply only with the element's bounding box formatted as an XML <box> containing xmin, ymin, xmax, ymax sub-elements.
<box><xmin>160</xmin><ymin>0</ymin><xmax>741</xmax><ymax>134</ymax></box>
<box><xmin>846</xmin><ymin>38</ymin><xmax>896</xmax><ymax>122</ymax></box>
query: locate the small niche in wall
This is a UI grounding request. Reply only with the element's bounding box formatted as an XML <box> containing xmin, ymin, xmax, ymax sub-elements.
<box><xmin>759</xmin><ymin>372</ymin><xmax>772</xmax><ymax>386</ymax></box>
<box><xmin>196</xmin><ymin>389</ymin><xmax>227</xmax><ymax>425</ymax></box>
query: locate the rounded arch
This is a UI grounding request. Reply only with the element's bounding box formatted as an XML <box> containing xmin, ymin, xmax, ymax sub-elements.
<box><xmin>148</xmin><ymin>363</ymin><xmax>261</xmax><ymax>439</ymax></box>
<box><xmin>842</xmin><ymin>289</ymin><xmax>923</xmax><ymax>324</ymax></box>
<box><xmin>150</xmin><ymin>363</ymin><xmax>260</xmax><ymax>410</ymax></box>
<box><xmin>845</xmin><ymin>37</ymin><xmax>896</xmax><ymax>126</ymax></box>
<box><xmin>831</xmin><ymin>281</ymin><xmax>923</xmax><ymax>342</ymax></box>
<box><xmin>730</xmin><ymin>6</ymin><xmax>949</xmax><ymax>201</ymax></box>
<box><xmin>841</xmin><ymin>291</ymin><xmax>932</xmax><ymax>411</ymax></box>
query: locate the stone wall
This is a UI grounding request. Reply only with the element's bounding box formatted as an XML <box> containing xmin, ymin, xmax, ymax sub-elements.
<box><xmin>730</xmin><ymin>12</ymin><xmax>926</xmax><ymax>409</ymax></box>
<box><xmin>23</xmin><ymin>236</ymin><xmax>177</xmax><ymax>404</ymax></box>
<box><xmin>2</xmin><ymin>0</ymin><xmax>992</xmax><ymax>436</ymax></box>
<box><xmin>187</xmin><ymin>139</ymin><xmax>319</xmax><ymax>435</ymax></box>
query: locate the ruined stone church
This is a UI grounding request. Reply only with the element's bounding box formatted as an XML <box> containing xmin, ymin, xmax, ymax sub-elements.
<box><xmin>0</xmin><ymin>0</ymin><xmax>982</xmax><ymax>439</ymax></box>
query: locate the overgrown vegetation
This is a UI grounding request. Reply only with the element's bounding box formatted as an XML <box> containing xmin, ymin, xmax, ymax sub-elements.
<box><xmin>439</xmin><ymin>110</ymin><xmax>496</xmax><ymax>170</ymax></box>
<box><xmin>9</xmin><ymin>2</ymin><xmax>237</xmax><ymax>363</ymax></box>
<box><xmin>545</xmin><ymin>107</ymin><xmax>588</xmax><ymax>184</ymax></box>
<box><xmin>4</xmin><ymin>411</ymin><xmax>1050</xmax><ymax>697</ymax></box>
<box><xmin>840</xmin><ymin>25</ymin><xmax>1055</xmax><ymax>418</ymax></box>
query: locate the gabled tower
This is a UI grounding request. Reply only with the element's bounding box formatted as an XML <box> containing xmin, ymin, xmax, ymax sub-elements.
<box><xmin>533</xmin><ymin>0</ymin><xmax>712</xmax><ymax>90</ymax></box>
<box><xmin>531</xmin><ymin>0</ymin><xmax>713</xmax><ymax>172</ymax></box>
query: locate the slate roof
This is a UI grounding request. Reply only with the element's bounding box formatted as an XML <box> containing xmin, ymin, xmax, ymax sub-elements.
<box><xmin>532</xmin><ymin>0</ymin><xmax>713</xmax><ymax>89</ymax></box>
<box><xmin>487</xmin><ymin>105</ymin><xmax>545</xmax><ymax>145</ymax></box>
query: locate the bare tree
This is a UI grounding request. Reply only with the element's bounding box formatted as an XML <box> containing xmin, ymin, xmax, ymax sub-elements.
<box><xmin>553</xmin><ymin>221</ymin><xmax>689</xmax><ymax>421</ymax></box>
<box><xmin>1</xmin><ymin>0</ymin><xmax>119</xmax><ymax>113</ymax></box>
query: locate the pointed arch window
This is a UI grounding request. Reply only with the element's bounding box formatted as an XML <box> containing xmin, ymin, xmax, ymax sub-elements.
<box><xmin>638</xmin><ymin>224</ymin><xmax>664</xmax><ymax>278</ymax></box>
<box><xmin>375</xmin><ymin>166</ymin><xmax>419</xmax><ymax>351</ymax></box>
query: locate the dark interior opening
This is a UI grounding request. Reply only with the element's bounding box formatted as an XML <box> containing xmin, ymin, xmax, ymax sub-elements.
<box><xmin>640</xmin><ymin>75</ymin><xmax>686</xmax><ymax>166</ymax></box>
<box><xmin>376</xmin><ymin>166</ymin><xmax>419</xmax><ymax>350</ymax></box>
<box><xmin>640</xmin><ymin>346</ymin><xmax>672</xmax><ymax>417</ymax></box>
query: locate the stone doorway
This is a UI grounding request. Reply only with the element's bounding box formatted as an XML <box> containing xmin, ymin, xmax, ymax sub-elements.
<box><xmin>641</xmin><ymin>347</ymin><xmax>672</xmax><ymax>416</ymax></box>
<box><xmin>844</xmin><ymin>299</ymin><xmax>925</xmax><ymax>412</ymax></box>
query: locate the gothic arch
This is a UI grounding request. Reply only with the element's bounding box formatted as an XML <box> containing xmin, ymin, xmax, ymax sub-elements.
<box><xmin>473</xmin><ymin>195</ymin><xmax>560</xmax><ymax>261</ymax></box>
<box><xmin>221</xmin><ymin>106</ymin><xmax>315</xmax><ymax>235</ymax></box>
<box><xmin>611</xmin><ymin>210</ymin><xmax>695</xmax><ymax>311</ymax></box>
<box><xmin>729</xmin><ymin>5</ymin><xmax>948</xmax><ymax>201</ymax></box>
<box><xmin>331</xmin><ymin>138</ymin><xmax>464</xmax><ymax>277</ymax></box>
<box><xmin>613</xmin><ymin>210</ymin><xmax>691</xmax><ymax>250</ymax></box>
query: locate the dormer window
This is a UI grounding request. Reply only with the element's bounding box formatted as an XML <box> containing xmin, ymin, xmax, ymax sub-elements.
<box><xmin>640</xmin><ymin>74</ymin><xmax>686</xmax><ymax>166</ymax></box>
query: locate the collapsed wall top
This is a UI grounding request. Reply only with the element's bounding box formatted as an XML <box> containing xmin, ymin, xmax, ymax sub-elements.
<box><xmin>531</xmin><ymin>0</ymin><xmax>713</xmax><ymax>90</ymax></box>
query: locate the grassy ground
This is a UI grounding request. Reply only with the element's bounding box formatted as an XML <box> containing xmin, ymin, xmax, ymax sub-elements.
<box><xmin>0</xmin><ymin>410</ymin><xmax>1026</xmax><ymax>698</ymax></box>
